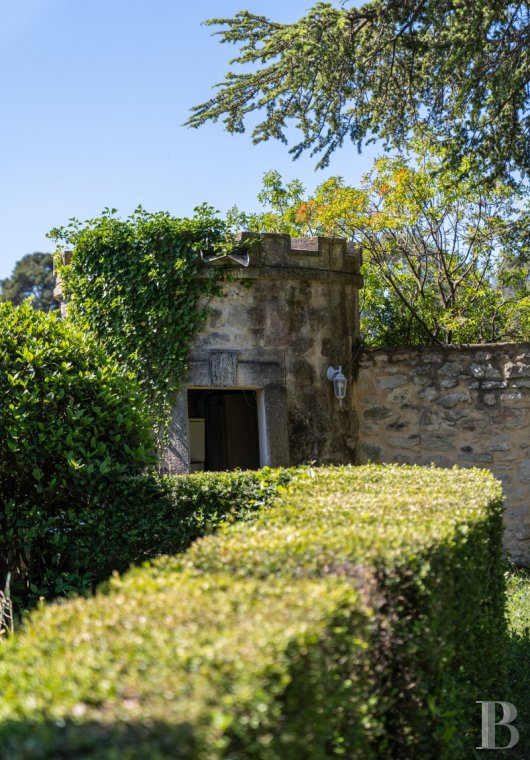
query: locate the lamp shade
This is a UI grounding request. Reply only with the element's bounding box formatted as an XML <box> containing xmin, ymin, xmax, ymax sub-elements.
<box><xmin>327</xmin><ymin>365</ymin><xmax>347</xmax><ymax>401</ymax></box>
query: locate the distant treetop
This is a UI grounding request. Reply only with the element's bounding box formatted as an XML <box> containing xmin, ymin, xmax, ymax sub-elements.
<box><xmin>0</xmin><ymin>252</ymin><xmax>57</xmax><ymax>312</ymax></box>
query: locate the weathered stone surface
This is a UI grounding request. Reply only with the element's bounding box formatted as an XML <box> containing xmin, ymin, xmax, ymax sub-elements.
<box><xmin>262</xmin><ymin>384</ymin><xmax>291</xmax><ymax>467</ymax></box>
<box><xmin>422</xmin><ymin>354</ymin><xmax>443</xmax><ymax>364</ymax></box>
<box><xmin>289</xmin><ymin>359</ymin><xmax>315</xmax><ymax>387</ymax></box>
<box><xmin>362</xmin><ymin>443</ymin><xmax>382</xmax><ymax>460</ymax></box>
<box><xmin>488</xmin><ymin>437</ymin><xmax>511</xmax><ymax>452</ymax></box>
<box><xmin>519</xmin><ymin>459</ymin><xmax>530</xmax><ymax>483</ymax></box>
<box><xmin>356</xmin><ymin>341</ymin><xmax>530</xmax><ymax>563</ymax></box>
<box><xmin>490</xmin><ymin>408</ymin><xmax>526</xmax><ymax>428</ymax></box>
<box><xmin>209</xmin><ymin>351</ymin><xmax>239</xmax><ymax>387</ymax></box>
<box><xmin>363</xmin><ymin>406</ymin><xmax>392</xmax><ymax>420</ymax></box>
<box><xmin>418</xmin><ymin>386</ymin><xmax>438</xmax><ymax>401</ymax></box>
<box><xmin>438</xmin><ymin>391</ymin><xmax>471</xmax><ymax>408</ymax></box>
<box><xmin>444</xmin><ymin>409</ymin><xmax>469</xmax><ymax>422</ymax></box>
<box><xmin>387</xmin><ymin>419</ymin><xmax>409</xmax><ymax>431</ymax></box>
<box><xmin>376</xmin><ymin>374</ymin><xmax>408</xmax><ymax>389</ymax></box>
<box><xmin>412</xmin><ymin>375</ymin><xmax>431</xmax><ymax>386</ymax></box>
<box><xmin>161</xmin><ymin>392</ymin><xmax>190</xmax><ymax>475</ymax></box>
<box><xmin>500</xmin><ymin>392</ymin><xmax>525</xmax><ymax>402</ymax></box>
<box><xmin>438</xmin><ymin>362</ymin><xmax>463</xmax><ymax>377</ymax></box>
<box><xmin>460</xmin><ymin>452</ymin><xmax>493</xmax><ymax>463</ymax></box>
<box><xmin>387</xmin><ymin>388</ymin><xmax>409</xmax><ymax>404</ymax></box>
<box><xmin>470</xmin><ymin>362</ymin><xmax>501</xmax><ymax>379</ymax></box>
<box><xmin>387</xmin><ymin>435</ymin><xmax>420</xmax><ymax>449</ymax></box>
<box><xmin>419</xmin><ymin>410</ymin><xmax>440</xmax><ymax>428</ymax></box>
<box><xmin>507</xmin><ymin>363</ymin><xmax>530</xmax><ymax>379</ymax></box>
<box><xmin>422</xmin><ymin>435</ymin><xmax>455</xmax><ymax>451</ymax></box>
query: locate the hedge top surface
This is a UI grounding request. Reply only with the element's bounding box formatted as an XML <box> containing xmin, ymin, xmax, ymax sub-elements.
<box><xmin>0</xmin><ymin>573</ymin><xmax>365</xmax><ymax>726</ymax></box>
<box><xmin>132</xmin><ymin>464</ymin><xmax>503</xmax><ymax>584</ymax></box>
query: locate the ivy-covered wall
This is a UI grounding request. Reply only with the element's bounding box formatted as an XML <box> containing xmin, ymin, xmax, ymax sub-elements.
<box><xmin>51</xmin><ymin>207</ymin><xmax>228</xmax><ymax>430</ymax></box>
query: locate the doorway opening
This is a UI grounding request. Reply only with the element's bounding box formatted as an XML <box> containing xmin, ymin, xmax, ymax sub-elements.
<box><xmin>187</xmin><ymin>389</ymin><xmax>260</xmax><ymax>471</ymax></box>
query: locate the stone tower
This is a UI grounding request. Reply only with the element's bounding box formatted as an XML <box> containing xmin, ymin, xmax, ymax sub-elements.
<box><xmin>55</xmin><ymin>233</ymin><xmax>363</xmax><ymax>473</ymax></box>
<box><xmin>165</xmin><ymin>233</ymin><xmax>363</xmax><ymax>473</ymax></box>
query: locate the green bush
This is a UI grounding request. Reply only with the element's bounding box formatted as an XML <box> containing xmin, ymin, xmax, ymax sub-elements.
<box><xmin>50</xmin><ymin>206</ymin><xmax>233</xmax><ymax>425</ymax></box>
<box><xmin>0</xmin><ymin>301</ymin><xmax>155</xmax><ymax>607</ymax></box>
<box><xmin>72</xmin><ymin>468</ymin><xmax>293</xmax><ymax>587</ymax></box>
<box><xmin>503</xmin><ymin>569</ymin><xmax>530</xmax><ymax>758</ymax></box>
<box><xmin>0</xmin><ymin>465</ymin><xmax>505</xmax><ymax>759</ymax></box>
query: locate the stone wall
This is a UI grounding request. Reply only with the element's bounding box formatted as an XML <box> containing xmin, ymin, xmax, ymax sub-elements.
<box><xmin>355</xmin><ymin>343</ymin><xmax>530</xmax><ymax>562</ymax></box>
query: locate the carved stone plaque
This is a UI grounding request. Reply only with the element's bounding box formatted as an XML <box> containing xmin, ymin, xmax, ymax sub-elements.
<box><xmin>209</xmin><ymin>351</ymin><xmax>239</xmax><ymax>387</ymax></box>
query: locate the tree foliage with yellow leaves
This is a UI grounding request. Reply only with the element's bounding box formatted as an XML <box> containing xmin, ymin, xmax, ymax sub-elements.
<box><xmin>230</xmin><ymin>147</ymin><xmax>530</xmax><ymax>346</ymax></box>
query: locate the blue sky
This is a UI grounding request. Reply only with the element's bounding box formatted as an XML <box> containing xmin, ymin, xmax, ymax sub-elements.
<box><xmin>0</xmin><ymin>0</ymin><xmax>379</xmax><ymax>280</ymax></box>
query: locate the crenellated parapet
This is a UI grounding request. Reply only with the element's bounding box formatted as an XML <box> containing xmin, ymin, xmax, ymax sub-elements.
<box><xmin>202</xmin><ymin>233</ymin><xmax>362</xmax><ymax>284</ymax></box>
<box><xmin>54</xmin><ymin>234</ymin><xmax>363</xmax><ymax>307</ymax></box>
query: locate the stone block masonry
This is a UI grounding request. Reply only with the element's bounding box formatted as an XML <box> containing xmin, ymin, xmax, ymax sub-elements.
<box><xmin>355</xmin><ymin>343</ymin><xmax>530</xmax><ymax>562</ymax></box>
<box><xmin>165</xmin><ymin>234</ymin><xmax>364</xmax><ymax>473</ymax></box>
<box><xmin>55</xmin><ymin>235</ymin><xmax>363</xmax><ymax>474</ymax></box>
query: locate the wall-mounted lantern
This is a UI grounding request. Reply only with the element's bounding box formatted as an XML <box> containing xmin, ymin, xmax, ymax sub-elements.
<box><xmin>327</xmin><ymin>366</ymin><xmax>347</xmax><ymax>406</ymax></box>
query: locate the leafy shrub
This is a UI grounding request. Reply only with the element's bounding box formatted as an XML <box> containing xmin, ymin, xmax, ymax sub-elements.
<box><xmin>504</xmin><ymin>569</ymin><xmax>530</xmax><ymax>758</ymax></box>
<box><xmin>72</xmin><ymin>468</ymin><xmax>293</xmax><ymax>588</ymax></box>
<box><xmin>0</xmin><ymin>301</ymin><xmax>155</xmax><ymax>607</ymax></box>
<box><xmin>0</xmin><ymin>465</ymin><xmax>505</xmax><ymax>759</ymax></box>
<box><xmin>50</xmin><ymin>206</ymin><xmax>239</xmax><ymax>426</ymax></box>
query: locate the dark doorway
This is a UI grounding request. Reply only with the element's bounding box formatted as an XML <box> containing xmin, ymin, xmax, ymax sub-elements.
<box><xmin>188</xmin><ymin>389</ymin><xmax>260</xmax><ymax>471</ymax></box>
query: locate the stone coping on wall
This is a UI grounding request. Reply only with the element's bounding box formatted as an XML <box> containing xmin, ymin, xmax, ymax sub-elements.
<box><xmin>231</xmin><ymin>232</ymin><xmax>362</xmax><ymax>276</ymax></box>
<box><xmin>359</xmin><ymin>341</ymin><xmax>530</xmax><ymax>355</ymax></box>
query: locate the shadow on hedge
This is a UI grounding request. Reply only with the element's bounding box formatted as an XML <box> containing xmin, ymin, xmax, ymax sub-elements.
<box><xmin>8</xmin><ymin>470</ymin><xmax>291</xmax><ymax>611</ymax></box>
<box><xmin>0</xmin><ymin>718</ymin><xmax>199</xmax><ymax>760</ymax></box>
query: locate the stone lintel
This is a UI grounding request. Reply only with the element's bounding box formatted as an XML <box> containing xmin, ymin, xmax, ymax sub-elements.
<box><xmin>187</xmin><ymin>358</ymin><xmax>282</xmax><ymax>388</ymax></box>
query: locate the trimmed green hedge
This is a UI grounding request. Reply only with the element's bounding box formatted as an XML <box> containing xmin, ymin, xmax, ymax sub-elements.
<box><xmin>74</xmin><ymin>468</ymin><xmax>293</xmax><ymax>586</ymax></box>
<box><xmin>11</xmin><ymin>468</ymin><xmax>291</xmax><ymax>606</ymax></box>
<box><xmin>0</xmin><ymin>465</ymin><xmax>505</xmax><ymax>759</ymax></box>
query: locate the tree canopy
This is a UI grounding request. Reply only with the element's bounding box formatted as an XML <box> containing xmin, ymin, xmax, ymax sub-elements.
<box><xmin>229</xmin><ymin>146</ymin><xmax>530</xmax><ymax>346</ymax></box>
<box><xmin>188</xmin><ymin>1</ymin><xmax>530</xmax><ymax>180</ymax></box>
<box><xmin>0</xmin><ymin>252</ymin><xmax>57</xmax><ymax>312</ymax></box>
